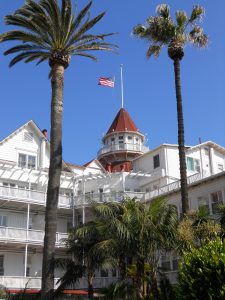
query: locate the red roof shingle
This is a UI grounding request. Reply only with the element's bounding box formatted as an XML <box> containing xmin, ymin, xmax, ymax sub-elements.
<box><xmin>107</xmin><ymin>108</ymin><xmax>138</xmax><ymax>134</ymax></box>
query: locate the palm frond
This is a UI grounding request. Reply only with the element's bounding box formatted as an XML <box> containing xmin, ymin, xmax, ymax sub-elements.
<box><xmin>7</xmin><ymin>51</ymin><xmax>49</xmax><ymax>67</ymax></box>
<box><xmin>2</xmin><ymin>0</ymin><xmax>116</xmax><ymax>68</ymax></box>
<box><xmin>176</xmin><ymin>11</ymin><xmax>187</xmax><ymax>30</ymax></box>
<box><xmin>2</xmin><ymin>30</ymin><xmax>44</xmax><ymax>45</ymax></box>
<box><xmin>67</xmin><ymin>12</ymin><xmax>106</xmax><ymax>47</ymax></box>
<box><xmin>133</xmin><ymin>4</ymin><xmax>207</xmax><ymax>60</ymax></box>
<box><xmin>146</xmin><ymin>45</ymin><xmax>161</xmax><ymax>58</ymax></box>
<box><xmin>189</xmin><ymin>5</ymin><xmax>205</xmax><ymax>23</ymax></box>
<box><xmin>76</xmin><ymin>52</ymin><xmax>98</xmax><ymax>61</ymax></box>
<box><xmin>156</xmin><ymin>4</ymin><xmax>170</xmax><ymax>19</ymax></box>
<box><xmin>73</xmin><ymin>1</ymin><xmax>92</xmax><ymax>31</ymax></box>
<box><xmin>54</xmin><ymin>262</ymin><xmax>85</xmax><ymax>295</ymax></box>
<box><xmin>4</xmin><ymin>44</ymin><xmax>49</xmax><ymax>55</ymax></box>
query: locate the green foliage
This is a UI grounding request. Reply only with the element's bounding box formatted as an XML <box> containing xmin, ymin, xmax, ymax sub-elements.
<box><xmin>177</xmin><ymin>207</ymin><xmax>221</xmax><ymax>253</ymax></box>
<box><xmin>1</xmin><ymin>0</ymin><xmax>117</xmax><ymax>67</ymax></box>
<box><xmin>133</xmin><ymin>4</ymin><xmax>208</xmax><ymax>59</ymax></box>
<box><xmin>177</xmin><ymin>237</ymin><xmax>225</xmax><ymax>300</ymax></box>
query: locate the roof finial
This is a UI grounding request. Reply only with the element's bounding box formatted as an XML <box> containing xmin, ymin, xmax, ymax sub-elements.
<box><xmin>120</xmin><ymin>64</ymin><xmax>124</xmax><ymax>109</ymax></box>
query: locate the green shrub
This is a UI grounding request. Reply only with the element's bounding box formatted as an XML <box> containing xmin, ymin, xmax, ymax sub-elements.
<box><xmin>177</xmin><ymin>237</ymin><xmax>225</xmax><ymax>300</ymax></box>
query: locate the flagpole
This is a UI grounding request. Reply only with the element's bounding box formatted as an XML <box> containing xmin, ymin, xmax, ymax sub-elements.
<box><xmin>120</xmin><ymin>64</ymin><xmax>124</xmax><ymax>108</ymax></box>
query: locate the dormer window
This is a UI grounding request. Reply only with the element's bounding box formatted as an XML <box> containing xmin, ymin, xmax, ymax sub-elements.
<box><xmin>18</xmin><ymin>153</ymin><xmax>36</xmax><ymax>169</ymax></box>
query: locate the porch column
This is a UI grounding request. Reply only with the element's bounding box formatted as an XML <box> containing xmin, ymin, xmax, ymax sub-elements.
<box><xmin>82</xmin><ymin>206</ymin><xmax>86</xmax><ymax>224</ymax></box>
<box><xmin>24</xmin><ymin>244</ymin><xmax>28</xmax><ymax>277</ymax></box>
<box><xmin>199</xmin><ymin>145</ymin><xmax>204</xmax><ymax>178</ymax></box>
<box><xmin>72</xmin><ymin>178</ymin><xmax>77</xmax><ymax>227</ymax></box>
<box><xmin>82</xmin><ymin>176</ymin><xmax>86</xmax><ymax>224</ymax></box>
<box><xmin>26</xmin><ymin>203</ymin><xmax>30</xmax><ymax>239</ymax></box>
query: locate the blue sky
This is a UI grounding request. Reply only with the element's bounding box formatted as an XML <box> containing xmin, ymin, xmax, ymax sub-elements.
<box><xmin>0</xmin><ymin>0</ymin><xmax>224</xmax><ymax>165</ymax></box>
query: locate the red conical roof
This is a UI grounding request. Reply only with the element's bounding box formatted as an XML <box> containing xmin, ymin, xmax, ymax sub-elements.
<box><xmin>107</xmin><ymin>108</ymin><xmax>138</xmax><ymax>134</ymax></box>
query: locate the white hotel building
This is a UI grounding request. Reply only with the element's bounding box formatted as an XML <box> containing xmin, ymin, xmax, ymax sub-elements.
<box><xmin>0</xmin><ymin>108</ymin><xmax>224</xmax><ymax>290</ymax></box>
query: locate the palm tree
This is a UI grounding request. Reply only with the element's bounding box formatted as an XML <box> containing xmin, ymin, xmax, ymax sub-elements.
<box><xmin>55</xmin><ymin>223</ymin><xmax>108</xmax><ymax>299</ymax></box>
<box><xmin>1</xmin><ymin>0</ymin><xmax>116</xmax><ymax>298</ymax></box>
<box><xmin>76</xmin><ymin>198</ymin><xmax>178</xmax><ymax>300</ymax></box>
<box><xmin>133</xmin><ymin>4</ymin><xmax>208</xmax><ymax>215</ymax></box>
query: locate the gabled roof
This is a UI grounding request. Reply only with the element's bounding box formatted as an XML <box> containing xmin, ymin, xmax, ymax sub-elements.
<box><xmin>83</xmin><ymin>159</ymin><xmax>106</xmax><ymax>172</ymax></box>
<box><xmin>0</xmin><ymin>120</ymin><xmax>49</xmax><ymax>146</ymax></box>
<box><xmin>106</xmin><ymin>108</ymin><xmax>139</xmax><ymax>134</ymax></box>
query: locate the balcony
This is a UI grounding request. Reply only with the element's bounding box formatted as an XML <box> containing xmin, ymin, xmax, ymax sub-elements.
<box><xmin>145</xmin><ymin>171</ymin><xmax>212</xmax><ymax>200</ymax></box>
<box><xmin>0</xmin><ymin>275</ymin><xmax>118</xmax><ymax>290</ymax></box>
<box><xmin>0</xmin><ymin>226</ymin><xmax>67</xmax><ymax>246</ymax></box>
<box><xmin>74</xmin><ymin>191</ymin><xmax>145</xmax><ymax>206</ymax></box>
<box><xmin>97</xmin><ymin>143</ymin><xmax>149</xmax><ymax>157</ymax></box>
<box><xmin>0</xmin><ymin>186</ymin><xmax>72</xmax><ymax>208</ymax></box>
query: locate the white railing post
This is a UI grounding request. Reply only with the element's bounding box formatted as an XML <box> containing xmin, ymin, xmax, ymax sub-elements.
<box><xmin>24</xmin><ymin>244</ymin><xmax>28</xmax><ymax>277</ymax></box>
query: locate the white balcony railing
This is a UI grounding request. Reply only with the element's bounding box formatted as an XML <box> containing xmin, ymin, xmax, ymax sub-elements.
<box><xmin>145</xmin><ymin>171</ymin><xmax>208</xmax><ymax>200</ymax></box>
<box><xmin>74</xmin><ymin>191</ymin><xmax>145</xmax><ymax>206</ymax></box>
<box><xmin>0</xmin><ymin>276</ymin><xmax>59</xmax><ymax>290</ymax></box>
<box><xmin>0</xmin><ymin>186</ymin><xmax>72</xmax><ymax>207</ymax></box>
<box><xmin>0</xmin><ymin>226</ymin><xmax>67</xmax><ymax>246</ymax></box>
<box><xmin>97</xmin><ymin>143</ymin><xmax>149</xmax><ymax>157</ymax></box>
<box><xmin>0</xmin><ymin>276</ymin><xmax>118</xmax><ymax>290</ymax></box>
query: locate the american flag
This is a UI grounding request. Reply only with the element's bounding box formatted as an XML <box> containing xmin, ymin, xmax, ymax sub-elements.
<box><xmin>98</xmin><ymin>77</ymin><xmax>115</xmax><ymax>88</ymax></box>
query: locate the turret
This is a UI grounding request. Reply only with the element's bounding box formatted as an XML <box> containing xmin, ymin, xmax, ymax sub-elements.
<box><xmin>97</xmin><ymin>108</ymin><xmax>148</xmax><ymax>172</ymax></box>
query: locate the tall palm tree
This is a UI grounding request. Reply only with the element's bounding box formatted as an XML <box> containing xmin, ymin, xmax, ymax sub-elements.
<box><xmin>133</xmin><ymin>4</ymin><xmax>208</xmax><ymax>215</ymax></box>
<box><xmin>1</xmin><ymin>0</ymin><xmax>116</xmax><ymax>298</ymax></box>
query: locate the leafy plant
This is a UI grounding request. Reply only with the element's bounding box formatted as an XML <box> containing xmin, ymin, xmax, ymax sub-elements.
<box><xmin>177</xmin><ymin>237</ymin><xmax>225</xmax><ymax>300</ymax></box>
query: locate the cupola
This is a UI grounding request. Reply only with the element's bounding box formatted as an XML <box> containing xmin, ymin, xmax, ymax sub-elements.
<box><xmin>97</xmin><ymin>108</ymin><xmax>148</xmax><ymax>172</ymax></box>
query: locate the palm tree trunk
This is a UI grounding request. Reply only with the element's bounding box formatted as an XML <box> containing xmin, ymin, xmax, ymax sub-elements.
<box><xmin>173</xmin><ymin>58</ymin><xmax>189</xmax><ymax>215</ymax></box>
<box><xmin>118</xmin><ymin>256</ymin><xmax>127</xmax><ymax>280</ymax></box>
<box><xmin>41</xmin><ymin>64</ymin><xmax>64</xmax><ymax>299</ymax></box>
<box><xmin>88</xmin><ymin>274</ymin><xmax>94</xmax><ymax>299</ymax></box>
<box><xmin>136</xmin><ymin>257</ymin><xmax>144</xmax><ymax>299</ymax></box>
<box><xmin>150</xmin><ymin>269</ymin><xmax>160</xmax><ymax>300</ymax></box>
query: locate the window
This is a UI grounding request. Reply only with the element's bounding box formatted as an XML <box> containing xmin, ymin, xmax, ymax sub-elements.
<box><xmin>128</xmin><ymin>136</ymin><xmax>132</xmax><ymax>140</ymax></box>
<box><xmin>18</xmin><ymin>154</ymin><xmax>36</xmax><ymax>169</ymax></box>
<box><xmin>28</xmin><ymin>217</ymin><xmax>32</xmax><ymax>229</ymax></box>
<box><xmin>18</xmin><ymin>154</ymin><xmax>26</xmax><ymax>168</ymax></box>
<box><xmin>24</xmin><ymin>132</ymin><xmax>34</xmax><ymax>142</ymax></box>
<box><xmin>204</xmin><ymin>147</ymin><xmax>209</xmax><ymax>155</ymax></box>
<box><xmin>100</xmin><ymin>269</ymin><xmax>108</xmax><ymax>277</ymax></box>
<box><xmin>3</xmin><ymin>182</ymin><xmax>15</xmax><ymax>188</ymax></box>
<box><xmin>153</xmin><ymin>154</ymin><xmax>160</xmax><ymax>169</ymax></box>
<box><xmin>0</xmin><ymin>255</ymin><xmax>4</xmax><ymax>275</ymax></box>
<box><xmin>134</xmin><ymin>188</ymin><xmax>141</xmax><ymax>193</ymax></box>
<box><xmin>187</xmin><ymin>157</ymin><xmax>200</xmax><ymax>172</ymax></box>
<box><xmin>119</xmin><ymin>136</ymin><xmax>124</xmax><ymax>144</ymax></box>
<box><xmin>161</xmin><ymin>255</ymin><xmax>171</xmax><ymax>271</ymax></box>
<box><xmin>211</xmin><ymin>191</ymin><xmax>223</xmax><ymax>214</ymax></box>
<box><xmin>198</xmin><ymin>196</ymin><xmax>210</xmax><ymax>215</ymax></box>
<box><xmin>0</xmin><ymin>216</ymin><xmax>6</xmax><ymax>227</ymax></box>
<box><xmin>218</xmin><ymin>164</ymin><xmax>224</xmax><ymax>172</ymax></box>
<box><xmin>111</xmin><ymin>269</ymin><xmax>117</xmax><ymax>277</ymax></box>
<box><xmin>172</xmin><ymin>257</ymin><xmax>179</xmax><ymax>270</ymax></box>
